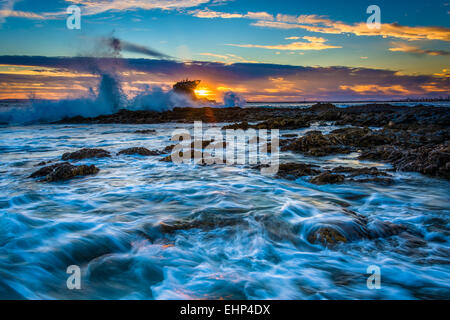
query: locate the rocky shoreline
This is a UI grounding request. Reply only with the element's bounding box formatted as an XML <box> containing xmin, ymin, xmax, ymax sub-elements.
<box><xmin>25</xmin><ymin>103</ymin><xmax>449</xmax><ymax>248</ymax></box>
<box><xmin>57</xmin><ymin>103</ymin><xmax>449</xmax><ymax>180</ymax></box>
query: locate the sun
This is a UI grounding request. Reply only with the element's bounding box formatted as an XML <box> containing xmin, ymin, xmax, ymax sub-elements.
<box><xmin>194</xmin><ymin>87</ymin><xmax>213</xmax><ymax>98</ymax></box>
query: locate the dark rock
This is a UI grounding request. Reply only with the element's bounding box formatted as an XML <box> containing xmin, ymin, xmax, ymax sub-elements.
<box><xmin>62</xmin><ymin>148</ymin><xmax>111</xmax><ymax>160</ymax></box>
<box><xmin>308</xmin><ymin>103</ymin><xmax>337</xmax><ymax>112</ymax></box>
<box><xmin>307</xmin><ymin>209</ymin><xmax>407</xmax><ymax>247</ymax></box>
<box><xmin>330</xmin><ymin>166</ymin><xmax>390</xmax><ymax>177</ymax></box>
<box><xmin>310</xmin><ymin>172</ymin><xmax>345</xmax><ymax>185</ymax></box>
<box><xmin>35</xmin><ymin>160</ymin><xmax>53</xmax><ymax>167</ymax></box>
<box><xmin>159</xmin><ymin>212</ymin><xmax>246</xmax><ymax>233</ymax></box>
<box><xmin>308</xmin><ymin>227</ymin><xmax>348</xmax><ymax>245</ymax></box>
<box><xmin>134</xmin><ymin>129</ymin><xmax>156</xmax><ymax>134</ymax></box>
<box><xmin>222</xmin><ymin>121</ymin><xmax>249</xmax><ymax>130</ymax></box>
<box><xmin>223</xmin><ymin>118</ymin><xmax>310</xmax><ymax>130</ymax></box>
<box><xmin>30</xmin><ymin>162</ymin><xmax>99</xmax><ymax>182</ymax></box>
<box><xmin>360</xmin><ymin>143</ymin><xmax>450</xmax><ymax>179</ymax></box>
<box><xmin>118</xmin><ymin>147</ymin><xmax>160</xmax><ymax>156</ymax></box>
<box><xmin>276</xmin><ymin>163</ymin><xmax>321</xmax><ymax>180</ymax></box>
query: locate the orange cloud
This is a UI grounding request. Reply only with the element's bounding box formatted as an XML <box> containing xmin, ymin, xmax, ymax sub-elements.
<box><xmin>340</xmin><ymin>84</ymin><xmax>413</xmax><ymax>94</ymax></box>
<box><xmin>388</xmin><ymin>42</ymin><xmax>450</xmax><ymax>56</ymax></box>
<box><xmin>252</xmin><ymin>19</ymin><xmax>450</xmax><ymax>42</ymax></box>
<box><xmin>227</xmin><ymin>36</ymin><xmax>341</xmax><ymax>51</ymax></box>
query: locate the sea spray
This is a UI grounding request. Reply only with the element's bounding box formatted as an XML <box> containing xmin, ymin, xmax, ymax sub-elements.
<box><xmin>222</xmin><ymin>91</ymin><xmax>246</xmax><ymax>108</ymax></box>
<box><xmin>0</xmin><ymin>72</ymin><xmax>125</xmax><ymax>124</ymax></box>
<box><xmin>128</xmin><ymin>85</ymin><xmax>197</xmax><ymax>112</ymax></box>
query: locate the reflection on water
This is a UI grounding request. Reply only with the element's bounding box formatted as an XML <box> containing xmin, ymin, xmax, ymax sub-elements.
<box><xmin>0</xmin><ymin>123</ymin><xmax>449</xmax><ymax>299</ymax></box>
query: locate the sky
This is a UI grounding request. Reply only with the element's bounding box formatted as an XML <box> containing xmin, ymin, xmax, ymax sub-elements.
<box><xmin>0</xmin><ymin>0</ymin><xmax>449</xmax><ymax>101</ymax></box>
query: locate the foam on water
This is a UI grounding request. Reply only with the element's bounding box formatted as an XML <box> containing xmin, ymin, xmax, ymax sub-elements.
<box><xmin>0</xmin><ymin>123</ymin><xmax>449</xmax><ymax>299</ymax></box>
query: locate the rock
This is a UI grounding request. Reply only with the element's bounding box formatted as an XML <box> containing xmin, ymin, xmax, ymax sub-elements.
<box><xmin>282</xmin><ymin>134</ymin><xmax>298</xmax><ymax>138</ymax></box>
<box><xmin>307</xmin><ymin>227</ymin><xmax>348</xmax><ymax>245</ymax></box>
<box><xmin>30</xmin><ymin>162</ymin><xmax>99</xmax><ymax>182</ymax></box>
<box><xmin>134</xmin><ymin>129</ymin><xmax>156</xmax><ymax>134</ymax></box>
<box><xmin>308</xmin><ymin>103</ymin><xmax>337</xmax><ymax>112</ymax></box>
<box><xmin>190</xmin><ymin>140</ymin><xmax>214</xmax><ymax>149</ymax></box>
<box><xmin>252</xmin><ymin>118</ymin><xmax>310</xmax><ymax>130</ymax></box>
<box><xmin>307</xmin><ymin>209</ymin><xmax>407</xmax><ymax>247</ymax></box>
<box><xmin>359</xmin><ymin>143</ymin><xmax>450</xmax><ymax>180</ymax></box>
<box><xmin>159</xmin><ymin>149</ymin><xmax>199</xmax><ymax>163</ymax></box>
<box><xmin>330</xmin><ymin>166</ymin><xmax>390</xmax><ymax>177</ymax></box>
<box><xmin>222</xmin><ymin>121</ymin><xmax>250</xmax><ymax>130</ymax></box>
<box><xmin>159</xmin><ymin>212</ymin><xmax>246</xmax><ymax>233</ymax></box>
<box><xmin>223</xmin><ymin>118</ymin><xmax>310</xmax><ymax>130</ymax></box>
<box><xmin>35</xmin><ymin>160</ymin><xmax>53</xmax><ymax>167</ymax></box>
<box><xmin>117</xmin><ymin>147</ymin><xmax>159</xmax><ymax>156</ymax></box>
<box><xmin>310</xmin><ymin>172</ymin><xmax>345</xmax><ymax>185</ymax></box>
<box><xmin>62</xmin><ymin>148</ymin><xmax>110</xmax><ymax>160</ymax></box>
<box><xmin>276</xmin><ymin>163</ymin><xmax>321</xmax><ymax>180</ymax></box>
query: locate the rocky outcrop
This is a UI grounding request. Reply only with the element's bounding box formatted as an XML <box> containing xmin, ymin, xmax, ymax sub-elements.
<box><xmin>30</xmin><ymin>162</ymin><xmax>99</xmax><ymax>182</ymax></box>
<box><xmin>62</xmin><ymin>148</ymin><xmax>111</xmax><ymax>160</ymax></box>
<box><xmin>360</xmin><ymin>143</ymin><xmax>450</xmax><ymax>179</ymax></box>
<box><xmin>117</xmin><ymin>147</ymin><xmax>159</xmax><ymax>156</ymax></box>
<box><xmin>307</xmin><ymin>209</ymin><xmax>407</xmax><ymax>247</ymax></box>
<box><xmin>276</xmin><ymin>163</ymin><xmax>321</xmax><ymax>180</ymax></box>
<box><xmin>310</xmin><ymin>172</ymin><xmax>345</xmax><ymax>185</ymax></box>
<box><xmin>223</xmin><ymin>118</ymin><xmax>310</xmax><ymax>130</ymax></box>
<box><xmin>134</xmin><ymin>129</ymin><xmax>156</xmax><ymax>134</ymax></box>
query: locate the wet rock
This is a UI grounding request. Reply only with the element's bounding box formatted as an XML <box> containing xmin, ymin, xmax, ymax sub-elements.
<box><xmin>223</xmin><ymin>118</ymin><xmax>310</xmax><ymax>130</ymax></box>
<box><xmin>281</xmin><ymin>131</ymin><xmax>352</xmax><ymax>156</ymax></box>
<box><xmin>282</xmin><ymin>133</ymin><xmax>298</xmax><ymax>138</ymax></box>
<box><xmin>281</xmin><ymin>127</ymin><xmax>392</xmax><ymax>157</ymax></box>
<box><xmin>134</xmin><ymin>129</ymin><xmax>156</xmax><ymax>134</ymax></box>
<box><xmin>360</xmin><ymin>143</ymin><xmax>450</xmax><ymax>179</ymax></box>
<box><xmin>35</xmin><ymin>160</ymin><xmax>53</xmax><ymax>167</ymax></box>
<box><xmin>222</xmin><ymin>121</ymin><xmax>250</xmax><ymax>130</ymax></box>
<box><xmin>159</xmin><ymin>212</ymin><xmax>246</xmax><ymax>233</ymax></box>
<box><xmin>308</xmin><ymin>103</ymin><xmax>338</xmax><ymax>112</ymax></box>
<box><xmin>307</xmin><ymin>209</ymin><xmax>407</xmax><ymax>247</ymax></box>
<box><xmin>190</xmin><ymin>140</ymin><xmax>214</xmax><ymax>149</ymax></box>
<box><xmin>251</xmin><ymin>118</ymin><xmax>310</xmax><ymax>130</ymax></box>
<box><xmin>330</xmin><ymin>166</ymin><xmax>390</xmax><ymax>177</ymax></box>
<box><xmin>117</xmin><ymin>147</ymin><xmax>159</xmax><ymax>156</ymax></box>
<box><xmin>62</xmin><ymin>148</ymin><xmax>111</xmax><ymax>161</ymax></box>
<box><xmin>310</xmin><ymin>172</ymin><xmax>345</xmax><ymax>185</ymax></box>
<box><xmin>159</xmin><ymin>149</ymin><xmax>199</xmax><ymax>163</ymax></box>
<box><xmin>276</xmin><ymin>163</ymin><xmax>321</xmax><ymax>180</ymax></box>
<box><xmin>30</xmin><ymin>162</ymin><xmax>99</xmax><ymax>182</ymax></box>
<box><xmin>307</xmin><ymin>227</ymin><xmax>348</xmax><ymax>245</ymax></box>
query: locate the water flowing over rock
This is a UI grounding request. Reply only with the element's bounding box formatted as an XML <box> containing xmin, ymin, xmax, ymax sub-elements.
<box><xmin>62</xmin><ymin>148</ymin><xmax>111</xmax><ymax>161</ymax></box>
<box><xmin>118</xmin><ymin>147</ymin><xmax>160</xmax><ymax>156</ymax></box>
<box><xmin>30</xmin><ymin>162</ymin><xmax>99</xmax><ymax>182</ymax></box>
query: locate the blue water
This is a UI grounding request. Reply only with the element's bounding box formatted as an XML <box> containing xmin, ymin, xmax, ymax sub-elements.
<box><xmin>0</xmin><ymin>123</ymin><xmax>449</xmax><ymax>299</ymax></box>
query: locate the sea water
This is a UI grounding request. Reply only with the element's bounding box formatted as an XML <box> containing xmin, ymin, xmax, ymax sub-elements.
<box><xmin>0</xmin><ymin>122</ymin><xmax>448</xmax><ymax>299</ymax></box>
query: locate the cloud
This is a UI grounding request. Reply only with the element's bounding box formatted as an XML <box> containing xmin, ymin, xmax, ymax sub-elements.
<box><xmin>189</xmin><ymin>8</ymin><xmax>273</xmax><ymax>20</ymax></box>
<box><xmin>389</xmin><ymin>42</ymin><xmax>450</xmax><ymax>56</ymax></box>
<box><xmin>187</xmin><ymin>8</ymin><xmax>450</xmax><ymax>42</ymax></box>
<box><xmin>227</xmin><ymin>36</ymin><xmax>341</xmax><ymax>51</ymax></box>
<box><xmin>252</xmin><ymin>19</ymin><xmax>450</xmax><ymax>42</ymax></box>
<box><xmin>1</xmin><ymin>0</ymin><xmax>225</xmax><ymax>24</ymax></box>
<box><xmin>198</xmin><ymin>52</ymin><xmax>258</xmax><ymax>63</ymax></box>
<box><xmin>0</xmin><ymin>55</ymin><xmax>448</xmax><ymax>101</ymax></box>
<box><xmin>66</xmin><ymin>0</ymin><xmax>221</xmax><ymax>16</ymax></box>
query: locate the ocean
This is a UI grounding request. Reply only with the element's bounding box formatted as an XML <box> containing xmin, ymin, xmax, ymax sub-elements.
<box><xmin>0</xmin><ymin>121</ymin><xmax>449</xmax><ymax>299</ymax></box>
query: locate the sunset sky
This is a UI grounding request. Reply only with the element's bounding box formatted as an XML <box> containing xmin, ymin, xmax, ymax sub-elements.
<box><xmin>0</xmin><ymin>0</ymin><xmax>449</xmax><ymax>101</ymax></box>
